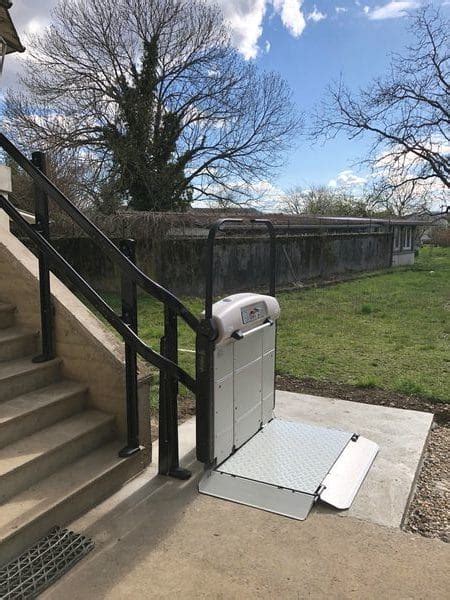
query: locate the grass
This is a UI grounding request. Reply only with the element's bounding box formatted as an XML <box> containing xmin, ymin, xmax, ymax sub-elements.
<box><xmin>276</xmin><ymin>246</ymin><xmax>450</xmax><ymax>403</ymax></box>
<box><xmin>100</xmin><ymin>294</ymin><xmax>201</xmax><ymax>407</ymax></box>
<box><xmin>99</xmin><ymin>246</ymin><xmax>450</xmax><ymax>404</ymax></box>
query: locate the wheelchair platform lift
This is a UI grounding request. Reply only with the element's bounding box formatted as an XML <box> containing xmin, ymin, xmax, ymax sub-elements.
<box><xmin>196</xmin><ymin>219</ymin><xmax>378</xmax><ymax>520</ymax></box>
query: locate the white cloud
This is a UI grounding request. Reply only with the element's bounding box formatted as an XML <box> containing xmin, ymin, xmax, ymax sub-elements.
<box><xmin>264</xmin><ymin>40</ymin><xmax>272</xmax><ymax>53</ymax></box>
<box><xmin>328</xmin><ymin>170</ymin><xmax>367</xmax><ymax>189</ymax></box>
<box><xmin>216</xmin><ymin>0</ymin><xmax>267</xmax><ymax>60</ymax></box>
<box><xmin>335</xmin><ymin>6</ymin><xmax>348</xmax><ymax>13</ymax></box>
<box><xmin>366</xmin><ymin>1</ymin><xmax>420</xmax><ymax>20</ymax></box>
<box><xmin>215</xmin><ymin>1</ymin><xmax>307</xmax><ymax>59</ymax></box>
<box><xmin>6</xmin><ymin>0</ymin><xmax>56</xmax><ymax>44</ymax></box>
<box><xmin>272</xmin><ymin>0</ymin><xmax>306</xmax><ymax>36</ymax></box>
<box><xmin>0</xmin><ymin>1</ymin><xmax>57</xmax><ymax>89</ymax></box>
<box><xmin>307</xmin><ymin>7</ymin><xmax>327</xmax><ymax>22</ymax></box>
<box><xmin>193</xmin><ymin>178</ymin><xmax>284</xmax><ymax>211</ymax></box>
<box><xmin>7</xmin><ymin>0</ymin><xmax>306</xmax><ymax>68</ymax></box>
<box><xmin>24</xmin><ymin>18</ymin><xmax>46</xmax><ymax>35</ymax></box>
<box><xmin>374</xmin><ymin>136</ymin><xmax>450</xmax><ymax>193</ymax></box>
<box><xmin>250</xmin><ymin>179</ymin><xmax>286</xmax><ymax>210</ymax></box>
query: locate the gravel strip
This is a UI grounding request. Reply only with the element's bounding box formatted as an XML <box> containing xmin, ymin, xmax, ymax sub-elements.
<box><xmin>406</xmin><ymin>425</ymin><xmax>449</xmax><ymax>542</ymax></box>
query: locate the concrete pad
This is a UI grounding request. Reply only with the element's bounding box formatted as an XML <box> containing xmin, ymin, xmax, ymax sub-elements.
<box><xmin>38</xmin><ymin>395</ymin><xmax>442</xmax><ymax>599</ymax></box>
<box><xmin>42</xmin><ymin>458</ymin><xmax>450</xmax><ymax>600</ymax></box>
<box><xmin>275</xmin><ymin>391</ymin><xmax>433</xmax><ymax>528</ymax></box>
<box><xmin>66</xmin><ymin>390</ymin><xmax>432</xmax><ymax>543</ymax></box>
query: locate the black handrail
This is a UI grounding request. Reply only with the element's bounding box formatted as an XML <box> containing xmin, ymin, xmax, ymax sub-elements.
<box><xmin>204</xmin><ymin>218</ymin><xmax>277</xmax><ymax>319</ymax></box>
<box><xmin>0</xmin><ymin>132</ymin><xmax>201</xmax><ymax>475</ymax></box>
<box><xmin>0</xmin><ymin>193</ymin><xmax>197</xmax><ymax>393</ymax></box>
<box><xmin>31</xmin><ymin>150</ymin><xmax>55</xmax><ymax>363</ymax></box>
<box><xmin>119</xmin><ymin>238</ymin><xmax>142</xmax><ymax>457</ymax></box>
<box><xmin>0</xmin><ymin>133</ymin><xmax>199</xmax><ymax>333</ymax></box>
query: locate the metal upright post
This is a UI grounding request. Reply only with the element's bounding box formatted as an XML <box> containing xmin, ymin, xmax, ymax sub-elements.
<box><xmin>158</xmin><ymin>304</ymin><xmax>191</xmax><ymax>479</ymax></box>
<box><xmin>31</xmin><ymin>151</ymin><xmax>55</xmax><ymax>363</ymax></box>
<box><xmin>251</xmin><ymin>219</ymin><xmax>276</xmax><ymax>296</ymax></box>
<box><xmin>119</xmin><ymin>239</ymin><xmax>140</xmax><ymax>457</ymax></box>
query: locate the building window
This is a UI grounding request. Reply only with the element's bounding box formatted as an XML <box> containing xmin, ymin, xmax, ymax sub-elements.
<box><xmin>393</xmin><ymin>226</ymin><xmax>400</xmax><ymax>251</ymax></box>
<box><xmin>403</xmin><ymin>227</ymin><xmax>412</xmax><ymax>250</ymax></box>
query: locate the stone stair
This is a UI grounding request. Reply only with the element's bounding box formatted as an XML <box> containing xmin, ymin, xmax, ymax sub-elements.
<box><xmin>0</xmin><ymin>301</ymin><xmax>140</xmax><ymax>565</ymax></box>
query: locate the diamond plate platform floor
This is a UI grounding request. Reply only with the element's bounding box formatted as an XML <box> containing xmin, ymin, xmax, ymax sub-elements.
<box><xmin>218</xmin><ymin>419</ymin><xmax>352</xmax><ymax>494</ymax></box>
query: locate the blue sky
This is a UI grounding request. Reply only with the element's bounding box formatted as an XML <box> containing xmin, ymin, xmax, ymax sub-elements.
<box><xmin>259</xmin><ymin>2</ymin><xmax>415</xmax><ymax>191</ymax></box>
<box><xmin>3</xmin><ymin>0</ymin><xmax>448</xmax><ymax>198</ymax></box>
<box><xmin>246</xmin><ymin>0</ymin><xmax>448</xmax><ymax>194</ymax></box>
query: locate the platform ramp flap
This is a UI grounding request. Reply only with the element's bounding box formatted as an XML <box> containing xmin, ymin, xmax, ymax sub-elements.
<box><xmin>319</xmin><ymin>435</ymin><xmax>379</xmax><ymax>510</ymax></box>
<box><xmin>199</xmin><ymin>419</ymin><xmax>379</xmax><ymax>520</ymax></box>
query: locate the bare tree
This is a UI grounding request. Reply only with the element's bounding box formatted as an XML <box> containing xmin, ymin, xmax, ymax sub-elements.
<box><xmin>4</xmin><ymin>0</ymin><xmax>300</xmax><ymax>211</ymax></box>
<box><xmin>365</xmin><ymin>175</ymin><xmax>447</xmax><ymax>216</ymax></box>
<box><xmin>313</xmin><ymin>4</ymin><xmax>449</xmax><ymax>202</ymax></box>
<box><xmin>281</xmin><ymin>185</ymin><xmax>371</xmax><ymax>217</ymax></box>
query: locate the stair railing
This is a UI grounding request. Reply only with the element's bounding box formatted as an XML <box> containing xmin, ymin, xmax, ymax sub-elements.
<box><xmin>0</xmin><ymin>133</ymin><xmax>198</xmax><ymax>478</ymax></box>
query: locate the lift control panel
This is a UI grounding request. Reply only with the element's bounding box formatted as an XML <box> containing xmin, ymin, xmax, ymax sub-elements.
<box><xmin>241</xmin><ymin>301</ymin><xmax>266</xmax><ymax>324</ymax></box>
<box><xmin>211</xmin><ymin>293</ymin><xmax>280</xmax><ymax>346</ymax></box>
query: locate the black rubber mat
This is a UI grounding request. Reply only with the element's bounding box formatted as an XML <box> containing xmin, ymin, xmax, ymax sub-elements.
<box><xmin>0</xmin><ymin>526</ymin><xmax>94</xmax><ymax>599</ymax></box>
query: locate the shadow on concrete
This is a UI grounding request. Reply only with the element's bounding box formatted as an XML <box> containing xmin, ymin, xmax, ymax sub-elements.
<box><xmin>46</xmin><ymin>450</ymin><xmax>202</xmax><ymax>598</ymax></box>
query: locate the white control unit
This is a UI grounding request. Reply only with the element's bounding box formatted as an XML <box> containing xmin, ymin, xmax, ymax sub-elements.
<box><xmin>211</xmin><ymin>294</ymin><xmax>279</xmax><ymax>464</ymax></box>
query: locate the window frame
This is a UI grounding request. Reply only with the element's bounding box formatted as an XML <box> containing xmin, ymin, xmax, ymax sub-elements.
<box><xmin>403</xmin><ymin>226</ymin><xmax>412</xmax><ymax>250</ymax></box>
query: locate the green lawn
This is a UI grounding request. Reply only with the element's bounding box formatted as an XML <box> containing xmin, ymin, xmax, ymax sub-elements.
<box><xmin>102</xmin><ymin>246</ymin><xmax>450</xmax><ymax>404</ymax></box>
<box><xmin>277</xmin><ymin>246</ymin><xmax>449</xmax><ymax>402</ymax></box>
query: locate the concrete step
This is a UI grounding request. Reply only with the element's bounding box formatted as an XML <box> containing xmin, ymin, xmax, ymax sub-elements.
<box><xmin>0</xmin><ymin>380</ymin><xmax>88</xmax><ymax>449</ymax></box>
<box><xmin>0</xmin><ymin>303</ymin><xmax>15</xmax><ymax>330</ymax></box>
<box><xmin>0</xmin><ymin>326</ymin><xmax>39</xmax><ymax>362</ymax></box>
<box><xmin>0</xmin><ymin>356</ymin><xmax>62</xmax><ymax>403</ymax></box>
<box><xmin>0</xmin><ymin>441</ymin><xmax>140</xmax><ymax>566</ymax></box>
<box><xmin>0</xmin><ymin>409</ymin><xmax>115</xmax><ymax>503</ymax></box>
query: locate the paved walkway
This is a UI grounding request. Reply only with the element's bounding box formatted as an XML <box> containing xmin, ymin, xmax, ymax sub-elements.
<box><xmin>44</xmin><ymin>466</ymin><xmax>449</xmax><ymax>599</ymax></box>
<box><xmin>43</xmin><ymin>394</ymin><xmax>446</xmax><ymax>599</ymax></box>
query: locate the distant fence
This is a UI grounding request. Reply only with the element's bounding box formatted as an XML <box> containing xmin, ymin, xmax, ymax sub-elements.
<box><xmin>48</xmin><ymin>231</ymin><xmax>393</xmax><ymax>297</ymax></box>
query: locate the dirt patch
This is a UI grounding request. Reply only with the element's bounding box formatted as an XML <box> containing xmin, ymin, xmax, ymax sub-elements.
<box><xmin>276</xmin><ymin>375</ymin><xmax>449</xmax><ymax>425</ymax></box>
<box><xmin>150</xmin><ymin>395</ymin><xmax>196</xmax><ymax>441</ymax></box>
<box><xmin>276</xmin><ymin>374</ymin><xmax>449</xmax><ymax>543</ymax></box>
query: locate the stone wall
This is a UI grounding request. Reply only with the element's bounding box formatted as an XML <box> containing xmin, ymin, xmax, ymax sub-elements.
<box><xmin>46</xmin><ymin>232</ymin><xmax>393</xmax><ymax>297</ymax></box>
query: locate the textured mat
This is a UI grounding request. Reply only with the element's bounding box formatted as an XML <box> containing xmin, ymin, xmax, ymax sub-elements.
<box><xmin>0</xmin><ymin>527</ymin><xmax>94</xmax><ymax>599</ymax></box>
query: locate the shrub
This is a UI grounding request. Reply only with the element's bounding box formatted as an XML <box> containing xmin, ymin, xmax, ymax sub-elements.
<box><xmin>430</xmin><ymin>229</ymin><xmax>450</xmax><ymax>247</ymax></box>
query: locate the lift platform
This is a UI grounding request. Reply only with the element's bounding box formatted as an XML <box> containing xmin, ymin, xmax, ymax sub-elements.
<box><xmin>200</xmin><ymin>418</ymin><xmax>378</xmax><ymax>520</ymax></box>
<box><xmin>196</xmin><ymin>220</ymin><xmax>378</xmax><ymax>521</ymax></box>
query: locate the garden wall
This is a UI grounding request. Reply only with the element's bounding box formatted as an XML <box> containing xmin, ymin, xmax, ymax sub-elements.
<box><xmin>46</xmin><ymin>232</ymin><xmax>393</xmax><ymax>297</ymax></box>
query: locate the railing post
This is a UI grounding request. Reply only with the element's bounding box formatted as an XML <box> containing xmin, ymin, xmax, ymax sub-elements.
<box><xmin>118</xmin><ymin>239</ymin><xmax>140</xmax><ymax>457</ymax></box>
<box><xmin>31</xmin><ymin>151</ymin><xmax>55</xmax><ymax>363</ymax></box>
<box><xmin>158</xmin><ymin>305</ymin><xmax>191</xmax><ymax>479</ymax></box>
